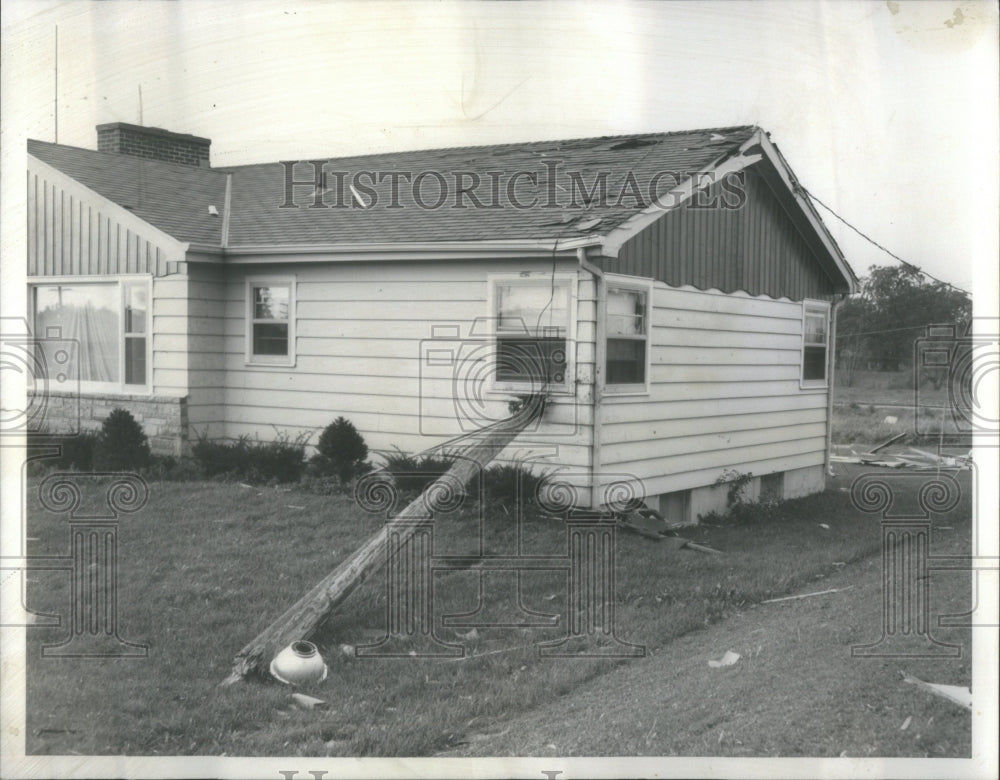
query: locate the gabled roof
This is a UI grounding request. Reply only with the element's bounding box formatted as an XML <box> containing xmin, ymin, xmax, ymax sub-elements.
<box><xmin>28</xmin><ymin>139</ymin><xmax>228</xmax><ymax>245</ymax></box>
<box><xmin>27</xmin><ymin>126</ymin><xmax>855</xmax><ymax>291</ymax></box>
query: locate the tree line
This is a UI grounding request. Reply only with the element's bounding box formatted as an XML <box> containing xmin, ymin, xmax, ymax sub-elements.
<box><xmin>836</xmin><ymin>264</ymin><xmax>971</xmax><ymax>375</ymax></box>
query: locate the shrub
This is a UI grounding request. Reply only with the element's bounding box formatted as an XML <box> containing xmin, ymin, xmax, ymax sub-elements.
<box><xmin>144</xmin><ymin>455</ymin><xmax>203</xmax><ymax>481</ymax></box>
<box><xmin>191</xmin><ymin>431</ymin><xmax>307</xmax><ymax>484</ymax></box>
<box><xmin>382</xmin><ymin>449</ymin><xmax>455</xmax><ymax>494</ymax></box>
<box><xmin>479</xmin><ymin>463</ymin><xmax>545</xmax><ymax>514</ymax></box>
<box><xmin>312</xmin><ymin>417</ymin><xmax>369</xmax><ymax>482</ymax></box>
<box><xmin>93</xmin><ymin>409</ymin><xmax>151</xmax><ymax>471</ymax></box>
<box><xmin>25</xmin><ymin>430</ymin><xmax>99</xmax><ymax>474</ymax></box>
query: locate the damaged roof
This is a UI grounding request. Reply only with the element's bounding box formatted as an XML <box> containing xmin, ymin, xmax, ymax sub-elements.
<box><xmin>27</xmin><ymin>126</ymin><xmax>855</xmax><ymax>290</ymax></box>
<box><xmin>29</xmin><ymin>127</ymin><xmax>755</xmax><ymax>246</ymax></box>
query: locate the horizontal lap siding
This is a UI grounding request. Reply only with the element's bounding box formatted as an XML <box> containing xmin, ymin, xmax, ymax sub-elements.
<box><xmin>220</xmin><ymin>260</ymin><xmax>594</xmax><ymax>471</ymax></box>
<box><xmin>600</xmin><ymin>283</ymin><xmax>827</xmax><ymax>497</ymax></box>
<box><xmin>151</xmin><ymin>277</ymin><xmax>189</xmax><ymax>397</ymax></box>
<box><xmin>185</xmin><ymin>264</ymin><xmax>227</xmax><ymax>436</ymax></box>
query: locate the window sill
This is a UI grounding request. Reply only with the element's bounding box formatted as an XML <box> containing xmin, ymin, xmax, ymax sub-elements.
<box><xmin>245</xmin><ymin>357</ymin><xmax>296</xmax><ymax>368</ymax></box>
<box><xmin>603</xmin><ymin>385</ymin><xmax>651</xmax><ymax>397</ymax></box>
<box><xmin>488</xmin><ymin>382</ymin><xmax>574</xmax><ymax>397</ymax></box>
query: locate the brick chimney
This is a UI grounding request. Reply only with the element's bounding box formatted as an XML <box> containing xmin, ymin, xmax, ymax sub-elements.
<box><xmin>96</xmin><ymin>122</ymin><xmax>211</xmax><ymax>167</ymax></box>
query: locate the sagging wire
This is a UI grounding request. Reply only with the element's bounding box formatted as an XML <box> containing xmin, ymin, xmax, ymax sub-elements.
<box><xmin>800</xmin><ymin>186</ymin><xmax>971</xmax><ymax>298</ymax></box>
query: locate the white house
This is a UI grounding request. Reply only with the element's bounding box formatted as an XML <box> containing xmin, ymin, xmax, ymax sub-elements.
<box><xmin>26</xmin><ymin>122</ymin><xmax>857</xmax><ymax>522</ymax></box>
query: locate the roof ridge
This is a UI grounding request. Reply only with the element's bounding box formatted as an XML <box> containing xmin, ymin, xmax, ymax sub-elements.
<box><xmin>214</xmin><ymin>125</ymin><xmax>759</xmax><ymax>171</ymax></box>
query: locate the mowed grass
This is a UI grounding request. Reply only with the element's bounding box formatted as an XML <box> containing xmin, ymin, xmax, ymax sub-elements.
<box><xmin>831</xmin><ymin>369</ymin><xmax>972</xmax><ymax>446</ymax></box>
<box><xmin>24</xmin><ymin>475</ymin><xmax>971</xmax><ymax>756</ymax></box>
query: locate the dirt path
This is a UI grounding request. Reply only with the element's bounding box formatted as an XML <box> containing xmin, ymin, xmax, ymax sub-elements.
<box><xmin>439</xmin><ymin>522</ymin><xmax>973</xmax><ymax>758</ymax></box>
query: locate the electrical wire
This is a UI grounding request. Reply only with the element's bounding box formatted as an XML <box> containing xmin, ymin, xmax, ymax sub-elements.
<box><xmin>799</xmin><ymin>187</ymin><xmax>971</xmax><ymax>298</ymax></box>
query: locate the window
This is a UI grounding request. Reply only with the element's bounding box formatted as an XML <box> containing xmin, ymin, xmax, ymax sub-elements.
<box><xmin>605</xmin><ymin>286</ymin><xmax>649</xmax><ymax>389</ymax></box>
<box><xmin>492</xmin><ymin>278</ymin><xmax>571</xmax><ymax>388</ymax></box>
<box><xmin>246</xmin><ymin>279</ymin><xmax>295</xmax><ymax>365</ymax></box>
<box><xmin>32</xmin><ymin>278</ymin><xmax>149</xmax><ymax>392</ymax></box>
<box><xmin>801</xmin><ymin>301</ymin><xmax>830</xmax><ymax>386</ymax></box>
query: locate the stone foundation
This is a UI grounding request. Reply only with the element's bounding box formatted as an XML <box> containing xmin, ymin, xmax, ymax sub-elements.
<box><xmin>30</xmin><ymin>390</ymin><xmax>189</xmax><ymax>457</ymax></box>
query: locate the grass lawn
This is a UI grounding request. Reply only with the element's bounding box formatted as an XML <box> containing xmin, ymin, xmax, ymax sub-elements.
<box><xmin>24</xmin><ymin>473</ymin><xmax>972</xmax><ymax>757</ymax></box>
<box><xmin>830</xmin><ymin>369</ymin><xmax>972</xmax><ymax>446</ymax></box>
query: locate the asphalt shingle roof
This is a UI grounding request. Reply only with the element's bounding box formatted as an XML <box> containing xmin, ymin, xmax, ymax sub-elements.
<box><xmin>28</xmin><ymin>139</ymin><xmax>228</xmax><ymax>245</ymax></box>
<box><xmin>29</xmin><ymin>127</ymin><xmax>757</xmax><ymax>249</ymax></box>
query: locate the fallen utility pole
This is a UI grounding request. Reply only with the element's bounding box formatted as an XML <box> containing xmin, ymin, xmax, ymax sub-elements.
<box><xmin>221</xmin><ymin>397</ymin><xmax>545</xmax><ymax>685</ymax></box>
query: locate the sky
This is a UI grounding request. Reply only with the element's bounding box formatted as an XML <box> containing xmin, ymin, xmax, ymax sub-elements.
<box><xmin>1</xmin><ymin>0</ymin><xmax>997</xmax><ymax>296</ymax></box>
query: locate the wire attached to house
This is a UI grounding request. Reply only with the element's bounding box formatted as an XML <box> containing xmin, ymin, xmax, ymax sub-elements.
<box><xmin>799</xmin><ymin>186</ymin><xmax>971</xmax><ymax>298</ymax></box>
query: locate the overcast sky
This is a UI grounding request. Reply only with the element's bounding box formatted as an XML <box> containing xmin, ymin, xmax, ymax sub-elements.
<box><xmin>2</xmin><ymin>0</ymin><xmax>997</xmax><ymax>295</ymax></box>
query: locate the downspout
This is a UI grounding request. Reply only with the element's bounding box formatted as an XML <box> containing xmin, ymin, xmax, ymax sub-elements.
<box><xmin>825</xmin><ymin>293</ymin><xmax>847</xmax><ymax>480</ymax></box>
<box><xmin>577</xmin><ymin>247</ymin><xmax>606</xmax><ymax>509</ymax></box>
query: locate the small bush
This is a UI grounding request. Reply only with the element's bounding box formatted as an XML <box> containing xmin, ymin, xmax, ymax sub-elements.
<box><xmin>383</xmin><ymin>449</ymin><xmax>455</xmax><ymax>494</ymax></box>
<box><xmin>93</xmin><ymin>409</ymin><xmax>151</xmax><ymax>471</ymax></box>
<box><xmin>479</xmin><ymin>463</ymin><xmax>545</xmax><ymax>514</ymax></box>
<box><xmin>144</xmin><ymin>455</ymin><xmax>203</xmax><ymax>481</ymax></box>
<box><xmin>312</xmin><ymin>417</ymin><xmax>370</xmax><ymax>482</ymax></box>
<box><xmin>191</xmin><ymin>431</ymin><xmax>307</xmax><ymax>484</ymax></box>
<box><xmin>25</xmin><ymin>430</ymin><xmax>99</xmax><ymax>474</ymax></box>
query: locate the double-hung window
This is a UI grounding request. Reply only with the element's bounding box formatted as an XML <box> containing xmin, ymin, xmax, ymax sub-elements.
<box><xmin>605</xmin><ymin>285</ymin><xmax>649</xmax><ymax>390</ymax></box>
<box><xmin>492</xmin><ymin>277</ymin><xmax>572</xmax><ymax>390</ymax></box>
<box><xmin>31</xmin><ymin>278</ymin><xmax>150</xmax><ymax>393</ymax></box>
<box><xmin>246</xmin><ymin>278</ymin><xmax>295</xmax><ymax>366</ymax></box>
<box><xmin>801</xmin><ymin>300</ymin><xmax>830</xmax><ymax>387</ymax></box>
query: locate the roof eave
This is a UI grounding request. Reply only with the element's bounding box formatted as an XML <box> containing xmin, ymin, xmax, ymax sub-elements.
<box><xmin>185</xmin><ymin>236</ymin><xmax>603</xmax><ymax>262</ymax></box>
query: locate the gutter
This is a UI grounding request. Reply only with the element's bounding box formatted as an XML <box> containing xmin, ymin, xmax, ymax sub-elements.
<box><xmin>577</xmin><ymin>247</ymin><xmax>606</xmax><ymax>509</ymax></box>
<box><xmin>825</xmin><ymin>293</ymin><xmax>848</xmax><ymax>479</ymax></box>
<box><xmin>184</xmin><ymin>236</ymin><xmax>601</xmax><ymax>260</ymax></box>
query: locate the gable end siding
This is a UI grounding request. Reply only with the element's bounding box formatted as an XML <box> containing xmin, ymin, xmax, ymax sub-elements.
<box><xmin>611</xmin><ymin>170</ymin><xmax>837</xmax><ymax>300</ymax></box>
<box><xmin>27</xmin><ymin>167</ymin><xmax>176</xmax><ymax>278</ymax></box>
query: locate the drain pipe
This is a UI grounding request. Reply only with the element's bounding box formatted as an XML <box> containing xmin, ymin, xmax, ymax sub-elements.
<box><xmin>825</xmin><ymin>293</ymin><xmax>847</xmax><ymax>479</ymax></box>
<box><xmin>577</xmin><ymin>247</ymin><xmax>606</xmax><ymax>509</ymax></box>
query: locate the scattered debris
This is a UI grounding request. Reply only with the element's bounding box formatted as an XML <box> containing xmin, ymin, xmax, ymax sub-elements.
<box><xmin>286</xmin><ymin>505</ymin><xmax>306</xmax><ymax>510</ymax></box>
<box><xmin>900</xmin><ymin>671</ymin><xmax>972</xmax><ymax>710</ymax></box>
<box><xmin>454</xmin><ymin>627</ymin><xmax>479</xmax><ymax>641</ymax></box>
<box><xmin>339</xmin><ymin>644</ymin><xmax>355</xmax><ymax>657</ymax></box>
<box><xmin>760</xmin><ymin>586</ymin><xmax>853</xmax><ymax>604</ymax></box>
<box><xmin>831</xmin><ymin>445</ymin><xmax>971</xmax><ymax>471</ymax></box>
<box><xmin>818</xmin><ymin>523</ymin><xmax>830</xmax><ymax>530</ymax></box>
<box><xmin>900</xmin><ymin>715</ymin><xmax>912</xmax><ymax>731</ymax></box>
<box><xmin>883</xmin><ymin>415</ymin><xmax>898</xmax><ymax>425</ymax></box>
<box><xmin>291</xmin><ymin>693</ymin><xmax>328</xmax><ymax>711</ymax></box>
<box><xmin>707</xmin><ymin>650</ymin><xmax>741</xmax><ymax>668</ymax></box>
<box><xmin>870</xmin><ymin>431</ymin><xmax>907</xmax><ymax>453</ymax></box>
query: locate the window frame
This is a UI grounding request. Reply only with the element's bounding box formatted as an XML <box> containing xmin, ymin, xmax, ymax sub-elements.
<box><xmin>800</xmin><ymin>299</ymin><xmax>831</xmax><ymax>389</ymax></box>
<box><xmin>245</xmin><ymin>276</ymin><xmax>296</xmax><ymax>367</ymax></box>
<box><xmin>486</xmin><ymin>273</ymin><xmax>577</xmax><ymax>395</ymax></box>
<box><xmin>603</xmin><ymin>275</ymin><xmax>653</xmax><ymax>396</ymax></box>
<box><xmin>28</xmin><ymin>274</ymin><xmax>152</xmax><ymax>396</ymax></box>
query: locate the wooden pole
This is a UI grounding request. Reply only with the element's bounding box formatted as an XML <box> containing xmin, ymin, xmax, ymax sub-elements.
<box><xmin>221</xmin><ymin>398</ymin><xmax>544</xmax><ymax>684</ymax></box>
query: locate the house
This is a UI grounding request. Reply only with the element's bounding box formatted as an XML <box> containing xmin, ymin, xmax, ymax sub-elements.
<box><xmin>26</xmin><ymin>122</ymin><xmax>857</xmax><ymax>522</ymax></box>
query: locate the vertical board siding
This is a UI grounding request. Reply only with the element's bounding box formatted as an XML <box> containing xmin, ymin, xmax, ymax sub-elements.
<box><xmin>218</xmin><ymin>260</ymin><xmax>594</xmax><ymax>471</ymax></box>
<box><xmin>614</xmin><ymin>170</ymin><xmax>837</xmax><ymax>300</ymax></box>
<box><xmin>26</xmin><ymin>171</ymin><xmax>172</xmax><ymax>277</ymax></box>
<box><xmin>599</xmin><ymin>283</ymin><xmax>828</xmax><ymax>498</ymax></box>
